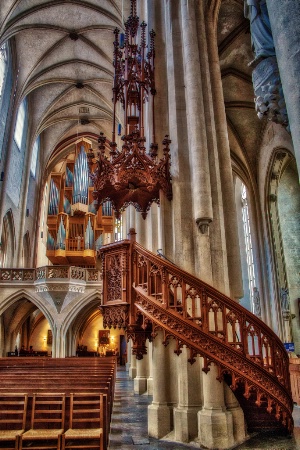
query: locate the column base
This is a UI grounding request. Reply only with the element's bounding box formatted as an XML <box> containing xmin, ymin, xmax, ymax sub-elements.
<box><xmin>148</xmin><ymin>403</ymin><xmax>171</xmax><ymax>439</ymax></box>
<box><xmin>198</xmin><ymin>408</ymin><xmax>234</xmax><ymax>449</ymax></box>
<box><xmin>129</xmin><ymin>366</ymin><xmax>136</xmax><ymax>379</ymax></box>
<box><xmin>134</xmin><ymin>377</ymin><xmax>147</xmax><ymax>394</ymax></box>
<box><xmin>147</xmin><ymin>376</ymin><xmax>153</xmax><ymax>395</ymax></box>
<box><xmin>125</xmin><ymin>362</ymin><xmax>130</xmax><ymax>372</ymax></box>
<box><xmin>174</xmin><ymin>406</ymin><xmax>200</xmax><ymax>442</ymax></box>
<box><xmin>229</xmin><ymin>406</ymin><xmax>247</xmax><ymax>443</ymax></box>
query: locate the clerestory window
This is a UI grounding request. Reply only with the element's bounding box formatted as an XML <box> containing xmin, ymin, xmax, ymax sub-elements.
<box><xmin>241</xmin><ymin>183</ymin><xmax>256</xmax><ymax>313</ymax></box>
<box><xmin>31</xmin><ymin>137</ymin><xmax>40</xmax><ymax>177</ymax></box>
<box><xmin>14</xmin><ymin>100</ymin><xmax>26</xmax><ymax>149</ymax></box>
<box><xmin>0</xmin><ymin>43</ymin><xmax>7</xmax><ymax>98</ymax></box>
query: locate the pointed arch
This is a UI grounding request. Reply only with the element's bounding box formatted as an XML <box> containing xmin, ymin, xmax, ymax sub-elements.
<box><xmin>265</xmin><ymin>148</ymin><xmax>300</xmax><ymax>343</ymax></box>
<box><xmin>0</xmin><ymin>209</ymin><xmax>16</xmax><ymax>267</ymax></box>
<box><xmin>22</xmin><ymin>231</ymin><xmax>31</xmax><ymax>268</ymax></box>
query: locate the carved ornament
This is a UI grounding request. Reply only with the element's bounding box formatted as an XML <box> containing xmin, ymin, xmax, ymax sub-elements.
<box><xmin>99</xmin><ymin>304</ymin><xmax>129</xmax><ymax>329</ymax></box>
<box><xmin>135</xmin><ymin>292</ymin><xmax>293</xmax><ymax>431</ymax></box>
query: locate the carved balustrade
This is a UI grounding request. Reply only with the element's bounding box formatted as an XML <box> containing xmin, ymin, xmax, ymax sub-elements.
<box><xmin>35</xmin><ymin>266</ymin><xmax>85</xmax><ymax>281</ymax></box>
<box><xmin>0</xmin><ymin>266</ymin><xmax>101</xmax><ymax>283</ymax></box>
<box><xmin>132</xmin><ymin>243</ymin><xmax>290</xmax><ymax>389</ymax></box>
<box><xmin>0</xmin><ymin>268</ymin><xmax>35</xmax><ymax>281</ymax></box>
<box><xmin>97</xmin><ymin>236</ymin><xmax>294</xmax><ymax>431</ymax></box>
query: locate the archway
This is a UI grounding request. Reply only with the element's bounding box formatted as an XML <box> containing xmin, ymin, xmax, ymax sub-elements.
<box><xmin>0</xmin><ymin>295</ymin><xmax>53</xmax><ymax>357</ymax></box>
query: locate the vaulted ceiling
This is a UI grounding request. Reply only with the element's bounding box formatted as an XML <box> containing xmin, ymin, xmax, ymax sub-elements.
<box><xmin>0</xmin><ymin>0</ymin><xmax>263</xmax><ymax>178</ymax></box>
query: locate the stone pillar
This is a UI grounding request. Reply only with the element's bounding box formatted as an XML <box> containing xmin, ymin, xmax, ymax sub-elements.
<box><xmin>173</xmin><ymin>348</ymin><xmax>202</xmax><ymax>442</ymax></box>
<box><xmin>224</xmin><ymin>385</ymin><xmax>246</xmax><ymax>444</ymax></box>
<box><xmin>135</xmin><ymin>212</ymin><xmax>147</xmax><ymax>247</ymax></box>
<box><xmin>129</xmin><ymin>205</ymin><xmax>136</xmax><ymax>237</ymax></box>
<box><xmin>129</xmin><ymin>344</ymin><xmax>137</xmax><ymax>379</ymax></box>
<box><xmin>148</xmin><ymin>331</ymin><xmax>171</xmax><ymax>438</ymax></box>
<box><xmin>181</xmin><ymin>0</ymin><xmax>214</xmax><ymax>282</ymax></box>
<box><xmin>162</xmin><ymin>0</ymin><xmax>195</xmax><ymax>271</ymax></box>
<box><xmin>134</xmin><ymin>352</ymin><xmax>148</xmax><ymax>394</ymax></box>
<box><xmin>55</xmin><ymin>325</ymin><xmax>65</xmax><ymax>358</ymax></box>
<box><xmin>204</xmin><ymin>4</ymin><xmax>244</xmax><ymax>300</ymax></box>
<box><xmin>122</xmin><ymin>210</ymin><xmax>129</xmax><ymax>240</ymax></box>
<box><xmin>126</xmin><ymin>339</ymin><xmax>131</xmax><ymax>372</ymax></box>
<box><xmin>198</xmin><ymin>364</ymin><xmax>234</xmax><ymax>449</ymax></box>
<box><xmin>147</xmin><ymin>0</ymin><xmax>173</xmax><ymax>258</ymax></box>
<box><xmin>147</xmin><ymin>341</ymin><xmax>153</xmax><ymax>395</ymax></box>
<box><xmin>266</xmin><ymin>0</ymin><xmax>300</xmax><ymax>175</ymax></box>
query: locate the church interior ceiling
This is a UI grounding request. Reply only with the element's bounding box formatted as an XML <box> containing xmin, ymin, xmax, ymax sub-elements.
<box><xmin>0</xmin><ymin>0</ymin><xmax>264</xmax><ymax>188</ymax></box>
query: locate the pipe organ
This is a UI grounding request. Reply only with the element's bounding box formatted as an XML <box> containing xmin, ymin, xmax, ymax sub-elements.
<box><xmin>46</xmin><ymin>139</ymin><xmax>114</xmax><ymax>266</ymax></box>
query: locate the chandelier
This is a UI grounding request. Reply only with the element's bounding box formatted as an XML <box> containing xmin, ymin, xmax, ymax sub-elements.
<box><xmin>88</xmin><ymin>0</ymin><xmax>172</xmax><ymax>219</ymax></box>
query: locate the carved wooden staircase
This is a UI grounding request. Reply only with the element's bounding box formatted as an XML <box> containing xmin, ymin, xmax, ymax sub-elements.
<box><xmin>99</xmin><ymin>235</ymin><xmax>294</xmax><ymax>435</ymax></box>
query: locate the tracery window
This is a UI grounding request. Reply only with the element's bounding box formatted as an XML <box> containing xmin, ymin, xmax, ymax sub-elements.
<box><xmin>0</xmin><ymin>43</ymin><xmax>7</xmax><ymax>98</ymax></box>
<box><xmin>14</xmin><ymin>100</ymin><xmax>26</xmax><ymax>149</ymax></box>
<box><xmin>241</xmin><ymin>183</ymin><xmax>256</xmax><ymax>312</ymax></box>
<box><xmin>31</xmin><ymin>137</ymin><xmax>40</xmax><ymax>177</ymax></box>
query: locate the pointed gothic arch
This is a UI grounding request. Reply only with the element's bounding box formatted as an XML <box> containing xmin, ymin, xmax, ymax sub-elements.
<box><xmin>22</xmin><ymin>231</ymin><xmax>31</xmax><ymax>268</ymax></box>
<box><xmin>266</xmin><ymin>148</ymin><xmax>300</xmax><ymax>345</ymax></box>
<box><xmin>0</xmin><ymin>209</ymin><xmax>16</xmax><ymax>267</ymax></box>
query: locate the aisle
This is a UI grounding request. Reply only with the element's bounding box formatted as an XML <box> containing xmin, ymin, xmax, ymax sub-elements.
<box><xmin>108</xmin><ymin>367</ymin><xmax>198</xmax><ymax>449</ymax></box>
<box><xmin>108</xmin><ymin>367</ymin><xmax>300</xmax><ymax>450</ymax></box>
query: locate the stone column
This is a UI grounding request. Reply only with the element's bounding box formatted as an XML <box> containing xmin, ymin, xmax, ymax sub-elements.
<box><xmin>147</xmin><ymin>341</ymin><xmax>153</xmax><ymax>395</ymax></box>
<box><xmin>52</xmin><ymin>323</ymin><xmax>65</xmax><ymax>358</ymax></box>
<box><xmin>147</xmin><ymin>0</ymin><xmax>173</xmax><ymax>258</ymax></box>
<box><xmin>198</xmin><ymin>364</ymin><xmax>234</xmax><ymax>449</ymax></box>
<box><xmin>129</xmin><ymin>205</ymin><xmax>136</xmax><ymax>237</ymax></box>
<box><xmin>129</xmin><ymin>344</ymin><xmax>137</xmax><ymax>379</ymax></box>
<box><xmin>224</xmin><ymin>384</ymin><xmax>246</xmax><ymax>444</ymax></box>
<box><xmin>180</xmin><ymin>0</ymin><xmax>214</xmax><ymax>282</ymax></box>
<box><xmin>148</xmin><ymin>331</ymin><xmax>171</xmax><ymax>438</ymax></box>
<box><xmin>126</xmin><ymin>338</ymin><xmax>131</xmax><ymax>372</ymax></box>
<box><xmin>135</xmin><ymin>212</ymin><xmax>146</xmax><ymax>247</ymax></box>
<box><xmin>266</xmin><ymin>0</ymin><xmax>300</xmax><ymax>175</ymax></box>
<box><xmin>122</xmin><ymin>210</ymin><xmax>129</xmax><ymax>240</ymax></box>
<box><xmin>162</xmin><ymin>0</ymin><xmax>195</xmax><ymax>271</ymax></box>
<box><xmin>173</xmin><ymin>348</ymin><xmax>202</xmax><ymax>442</ymax></box>
<box><xmin>204</xmin><ymin>4</ymin><xmax>243</xmax><ymax>300</ymax></box>
<box><xmin>134</xmin><ymin>352</ymin><xmax>148</xmax><ymax>394</ymax></box>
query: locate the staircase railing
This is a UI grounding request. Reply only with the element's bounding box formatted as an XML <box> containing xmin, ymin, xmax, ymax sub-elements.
<box><xmin>130</xmin><ymin>241</ymin><xmax>294</xmax><ymax>432</ymax></box>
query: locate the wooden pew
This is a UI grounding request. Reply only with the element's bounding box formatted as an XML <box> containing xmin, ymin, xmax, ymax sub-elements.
<box><xmin>0</xmin><ymin>393</ymin><xmax>28</xmax><ymax>450</ymax></box>
<box><xmin>0</xmin><ymin>357</ymin><xmax>117</xmax><ymax>450</ymax></box>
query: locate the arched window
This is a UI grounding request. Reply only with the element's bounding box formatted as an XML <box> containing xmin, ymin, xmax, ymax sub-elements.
<box><xmin>0</xmin><ymin>42</ymin><xmax>11</xmax><ymax>160</ymax></box>
<box><xmin>234</xmin><ymin>177</ymin><xmax>259</xmax><ymax>315</ymax></box>
<box><xmin>31</xmin><ymin>137</ymin><xmax>40</xmax><ymax>177</ymax></box>
<box><xmin>14</xmin><ymin>100</ymin><xmax>26</xmax><ymax>149</ymax></box>
<box><xmin>268</xmin><ymin>152</ymin><xmax>300</xmax><ymax>342</ymax></box>
<box><xmin>22</xmin><ymin>231</ymin><xmax>31</xmax><ymax>268</ymax></box>
<box><xmin>241</xmin><ymin>183</ymin><xmax>257</xmax><ymax>310</ymax></box>
<box><xmin>0</xmin><ymin>209</ymin><xmax>15</xmax><ymax>268</ymax></box>
<box><xmin>0</xmin><ymin>43</ymin><xmax>7</xmax><ymax>97</ymax></box>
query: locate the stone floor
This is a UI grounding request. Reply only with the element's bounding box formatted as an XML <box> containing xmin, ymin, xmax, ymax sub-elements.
<box><xmin>108</xmin><ymin>366</ymin><xmax>300</xmax><ymax>450</ymax></box>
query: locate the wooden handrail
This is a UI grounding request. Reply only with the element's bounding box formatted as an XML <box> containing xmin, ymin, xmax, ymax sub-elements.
<box><xmin>130</xmin><ymin>241</ymin><xmax>293</xmax><ymax>432</ymax></box>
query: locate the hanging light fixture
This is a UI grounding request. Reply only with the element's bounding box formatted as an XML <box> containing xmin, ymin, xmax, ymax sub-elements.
<box><xmin>88</xmin><ymin>0</ymin><xmax>172</xmax><ymax>219</ymax></box>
